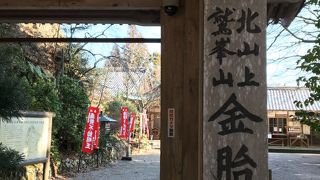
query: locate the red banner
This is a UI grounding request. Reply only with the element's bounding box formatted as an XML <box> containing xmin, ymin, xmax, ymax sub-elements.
<box><xmin>138</xmin><ymin>113</ymin><xmax>149</xmax><ymax>139</ymax></box>
<box><xmin>93</xmin><ymin>109</ymin><xmax>100</xmax><ymax>150</ymax></box>
<box><xmin>81</xmin><ymin>106</ymin><xmax>100</xmax><ymax>153</ymax></box>
<box><xmin>120</xmin><ymin>107</ymin><xmax>129</xmax><ymax>138</ymax></box>
<box><xmin>130</xmin><ymin>113</ymin><xmax>136</xmax><ymax>133</ymax></box>
<box><xmin>139</xmin><ymin>113</ymin><xmax>143</xmax><ymax>139</ymax></box>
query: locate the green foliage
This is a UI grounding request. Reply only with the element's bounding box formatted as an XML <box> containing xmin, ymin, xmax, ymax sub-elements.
<box><xmin>105</xmin><ymin>97</ymin><xmax>138</xmax><ymax>120</ymax></box>
<box><xmin>27</xmin><ymin>61</ymin><xmax>50</xmax><ymax>80</ymax></box>
<box><xmin>0</xmin><ymin>143</ymin><xmax>25</xmax><ymax>178</ymax></box>
<box><xmin>0</xmin><ymin>24</ymin><xmax>13</xmax><ymax>37</ymax></box>
<box><xmin>0</xmin><ymin>24</ymin><xmax>93</xmax><ymax>175</ymax></box>
<box><xmin>294</xmin><ymin>111</ymin><xmax>320</xmax><ymax>132</ymax></box>
<box><xmin>50</xmin><ymin>138</ymin><xmax>61</xmax><ymax>164</ymax></box>
<box><xmin>25</xmin><ymin>75</ymin><xmax>89</xmax><ymax>153</ymax></box>
<box><xmin>0</xmin><ymin>43</ymin><xmax>53</xmax><ymax>121</ymax></box>
<box><xmin>107</xmin><ymin>101</ymin><xmax>122</xmax><ymax>120</ymax></box>
<box><xmin>308</xmin><ymin>0</ymin><xmax>320</xmax><ymax>8</ymax></box>
<box><xmin>54</xmin><ymin>76</ymin><xmax>90</xmax><ymax>152</ymax></box>
<box><xmin>0</xmin><ymin>74</ymin><xmax>31</xmax><ymax>121</ymax></box>
<box><xmin>30</xmin><ymin>79</ymin><xmax>61</xmax><ymax>113</ymax></box>
<box><xmin>0</xmin><ymin>45</ymin><xmax>31</xmax><ymax>121</ymax></box>
<box><xmin>295</xmin><ymin>0</ymin><xmax>320</xmax><ymax>130</ymax></box>
<box><xmin>64</xmin><ymin>44</ymin><xmax>89</xmax><ymax>80</ymax></box>
<box><xmin>21</xmin><ymin>75</ymin><xmax>90</xmax><ymax>159</ymax></box>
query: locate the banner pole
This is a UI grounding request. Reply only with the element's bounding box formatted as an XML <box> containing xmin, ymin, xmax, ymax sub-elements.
<box><xmin>122</xmin><ymin>115</ymin><xmax>132</xmax><ymax>161</ymax></box>
<box><xmin>96</xmin><ymin>149</ymin><xmax>99</xmax><ymax>168</ymax></box>
<box><xmin>77</xmin><ymin>152</ymin><xmax>82</xmax><ymax>173</ymax></box>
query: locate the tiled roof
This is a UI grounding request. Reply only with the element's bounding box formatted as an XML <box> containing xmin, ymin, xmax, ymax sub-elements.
<box><xmin>267</xmin><ymin>87</ymin><xmax>320</xmax><ymax>111</ymax></box>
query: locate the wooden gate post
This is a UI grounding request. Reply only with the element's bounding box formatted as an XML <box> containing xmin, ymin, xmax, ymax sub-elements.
<box><xmin>161</xmin><ymin>0</ymin><xmax>202</xmax><ymax>179</ymax></box>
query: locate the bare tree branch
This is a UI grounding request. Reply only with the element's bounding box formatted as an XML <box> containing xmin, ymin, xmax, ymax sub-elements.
<box><xmin>80</xmin><ymin>55</ymin><xmax>114</xmax><ymax>76</ymax></box>
<box><xmin>284</xmin><ymin>27</ymin><xmax>316</xmax><ymax>43</ymax></box>
<box><xmin>268</xmin><ymin>28</ymin><xmax>286</xmax><ymax>51</ymax></box>
<box><xmin>296</xmin><ymin>15</ymin><xmax>317</xmax><ymax>23</ymax></box>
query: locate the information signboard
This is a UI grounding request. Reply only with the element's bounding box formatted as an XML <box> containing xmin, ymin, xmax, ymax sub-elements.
<box><xmin>0</xmin><ymin>116</ymin><xmax>50</xmax><ymax>161</ymax></box>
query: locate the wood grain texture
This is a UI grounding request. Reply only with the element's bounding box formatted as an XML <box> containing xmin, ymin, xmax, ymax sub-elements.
<box><xmin>0</xmin><ymin>10</ymin><xmax>160</xmax><ymax>25</ymax></box>
<box><xmin>160</xmin><ymin>7</ymin><xmax>184</xmax><ymax>180</ymax></box>
<box><xmin>203</xmin><ymin>0</ymin><xmax>268</xmax><ymax>179</ymax></box>
<box><xmin>182</xmin><ymin>0</ymin><xmax>202</xmax><ymax>179</ymax></box>
<box><xmin>44</xmin><ymin>115</ymin><xmax>53</xmax><ymax>180</ymax></box>
<box><xmin>0</xmin><ymin>0</ymin><xmax>160</xmax><ymax>9</ymax></box>
<box><xmin>161</xmin><ymin>0</ymin><xmax>203</xmax><ymax>179</ymax></box>
<box><xmin>198</xmin><ymin>1</ymin><xmax>204</xmax><ymax>179</ymax></box>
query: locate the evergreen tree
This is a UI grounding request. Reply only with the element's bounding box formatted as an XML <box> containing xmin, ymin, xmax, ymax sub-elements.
<box><xmin>0</xmin><ymin>45</ymin><xmax>31</xmax><ymax>121</ymax></box>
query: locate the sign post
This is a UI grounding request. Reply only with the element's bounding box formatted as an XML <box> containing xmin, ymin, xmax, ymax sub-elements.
<box><xmin>0</xmin><ymin>112</ymin><xmax>54</xmax><ymax>180</ymax></box>
<box><xmin>203</xmin><ymin>0</ymin><xmax>268</xmax><ymax>179</ymax></box>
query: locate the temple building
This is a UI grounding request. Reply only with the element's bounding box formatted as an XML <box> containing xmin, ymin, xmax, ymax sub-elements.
<box><xmin>268</xmin><ymin>87</ymin><xmax>320</xmax><ymax>147</ymax></box>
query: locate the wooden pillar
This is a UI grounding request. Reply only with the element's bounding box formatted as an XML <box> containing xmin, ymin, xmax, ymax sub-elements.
<box><xmin>160</xmin><ymin>5</ymin><xmax>184</xmax><ymax>180</ymax></box>
<box><xmin>183</xmin><ymin>0</ymin><xmax>202</xmax><ymax>180</ymax></box>
<box><xmin>44</xmin><ymin>113</ymin><xmax>53</xmax><ymax>180</ymax></box>
<box><xmin>203</xmin><ymin>0</ymin><xmax>268</xmax><ymax>179</ymax></box>
<box><xmin>160</xmin><ymin>0</ymin><xmax>202</xmax><ymax>179</ymax></box>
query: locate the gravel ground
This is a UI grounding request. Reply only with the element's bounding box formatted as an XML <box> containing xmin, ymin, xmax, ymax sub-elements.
<box><xmin>269</xmin><ymin>153</ymin><xmax>320</xmax><ymax>180</ymax></box>
<box><xmin>71</xmin><ymin>149</ymin><xmax>160</xmax><ymax>180</ymax></box>
<box><xmin>69</xmin><ymin>150</ymin><xmax>320</xmax><ymax>180</ymax></box>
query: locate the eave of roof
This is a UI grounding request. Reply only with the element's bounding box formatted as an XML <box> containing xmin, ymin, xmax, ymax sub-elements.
<box><xmin>267</xmin><ymin>0</ymin><xmax>305</xmax><ymax>27</ymax></box>
<box><xmin>267</xmin><ymin>87</ymin><xmax>320</xmax><ymax>111</ymax></box>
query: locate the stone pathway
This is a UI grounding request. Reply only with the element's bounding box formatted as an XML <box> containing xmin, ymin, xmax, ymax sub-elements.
<box><xmin>68</xmin><ymin>149</ymin><xmax>320</xmax><ymax>180</ymax></box>
<box><xmin>269</xmin><ymin>153</ymin><xmax>320</xmax><ymax>180</ymax></box>
<box><xmin>71</xmin><ymin>149</ymin><xmax>160</xmax><ymax>180</ymax></box>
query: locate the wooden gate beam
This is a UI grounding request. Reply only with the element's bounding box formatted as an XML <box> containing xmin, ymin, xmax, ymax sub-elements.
<box><xmin>0</xmin><ymin>37</ymin><xmax>161</xmax><ymax>43</ymax></box>
<box><xmin>0</xmin><ymin>9</ymin><xmax>160</xmax><ymax>24</ymax></box>
<box><xmin>0</xmin><ymin>0</ymin><xmax>160</xmax><ymax>10</ymax></box>
<box><xmin>0</xmin><ymin>0</ymin><xmax>161</xmax><ymax>25</ymax></box>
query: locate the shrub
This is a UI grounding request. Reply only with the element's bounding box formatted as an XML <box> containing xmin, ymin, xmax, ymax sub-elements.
<box><xmin>0</xmin><ymin>143</ymin><xmax>25</xmax><ymax>178</ymax></box>
<box><xmin>105</xmin><ymin>97</ymin><xmax>138</xmax><ymax>121</ymax></box>
<box><xmin>54</xmin><ymin>76</ymin><xmax>90</xmax><ymax>152</ymax></box>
